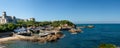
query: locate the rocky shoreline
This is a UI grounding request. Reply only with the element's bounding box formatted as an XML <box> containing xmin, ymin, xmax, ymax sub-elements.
<box><xmin>0</xmin><ymin>32</ymin><xmax>64</xmax><ymax>44</ymax></box>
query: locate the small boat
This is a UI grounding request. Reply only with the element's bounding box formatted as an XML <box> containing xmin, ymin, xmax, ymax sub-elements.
<box><xmin>87</xmin><ymin>25</ymin><xmax>94</xmax><ymax>28</ymax></box>
<box><xmin>39</xmin><ymin>32</ymin><xmax>49</xmax><ymax>36</ymax></box>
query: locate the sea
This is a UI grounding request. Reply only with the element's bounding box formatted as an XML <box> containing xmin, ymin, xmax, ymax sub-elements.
<box><xmin>1</xmin><ymin>24</ymin><xmax>120</xmax><ymax>48</ymax></box>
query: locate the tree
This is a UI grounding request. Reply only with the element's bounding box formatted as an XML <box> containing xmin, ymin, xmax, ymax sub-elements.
<box><xmin>51</xmin><ymin>20</ymin><xmax>74</xmax><ymax>27</ymax></box>
<box><xmin>7</xmin><ymin>23</ymin><xmax>16</xmax><ymax>31</ymax></box>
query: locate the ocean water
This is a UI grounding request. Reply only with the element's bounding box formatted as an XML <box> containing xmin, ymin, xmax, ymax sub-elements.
<box><xmin>2</xmin><ymin>24</ymin><xmax>120</xmax><ymax>48</ymax></box>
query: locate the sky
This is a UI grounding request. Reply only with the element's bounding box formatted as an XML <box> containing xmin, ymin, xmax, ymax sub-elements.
<box><xmin>0</xmin><ymin>0</ymin><xmax>120</xmax><ymax>24</ymax></box>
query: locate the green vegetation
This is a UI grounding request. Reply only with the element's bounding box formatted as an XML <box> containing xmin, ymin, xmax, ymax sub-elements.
<box><xmin>0</xmin><ymin>23</ymin><xmax>17</xmax><ymax>32</ymax></box>
<box><xmin>99</xmin><ymin>44</ymin><xmax>117</xmax><ymax>48</ymax></box>
<box><xmin>17</xmin><ymin>20</ymin><xmax>74</xmax><ymax>27</ymax></box>
<box><xmin>51</xmin><ymin>20</ymin><xmax>74</xmax><ymax>27</ymax></box>
<box><xmin>0</xmin><ymin>20</ymin><xmax>74</xmax><ymax>32</ymax></box>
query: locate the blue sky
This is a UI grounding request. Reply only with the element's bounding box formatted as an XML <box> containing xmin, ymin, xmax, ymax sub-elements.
<box><xmin>0</xmin><ymin>0</ymin><xmax>120</xmax><ymax>24</ymax></box>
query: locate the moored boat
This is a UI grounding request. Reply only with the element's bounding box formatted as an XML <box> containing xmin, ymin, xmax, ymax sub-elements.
<box><xmin>87</xmin><ymin>25</ymin><xmax>94</xmax><ymax>28</ymax></box>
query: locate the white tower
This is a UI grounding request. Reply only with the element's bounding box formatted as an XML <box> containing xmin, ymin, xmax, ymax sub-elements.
<box><xmin>2</xmin><ymin>11</ymin><xmax>7</xmax><ymax>18</ymax></box>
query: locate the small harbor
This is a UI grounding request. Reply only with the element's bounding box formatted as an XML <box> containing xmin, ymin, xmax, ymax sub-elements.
<box><xmin>0</xmin><ymin>26</ymin><xmax>64</xmax><ymax>43</ymax></box>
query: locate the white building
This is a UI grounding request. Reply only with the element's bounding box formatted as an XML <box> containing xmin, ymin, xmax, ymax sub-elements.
<box><xmin>23</xmin><ymin>18</ymin><xmax>35</xmax><ymax>22</ymax></box>
<box><xmin>0</xmin><ymin>11</ymin><xmax>16</xmax><ymax>24</ymax></box>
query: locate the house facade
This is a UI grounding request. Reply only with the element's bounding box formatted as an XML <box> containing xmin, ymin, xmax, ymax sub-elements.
<box><xmin>0</xmin><ymin>11</ymin><xmax>16</xmax><ymax>24</ymax></box>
